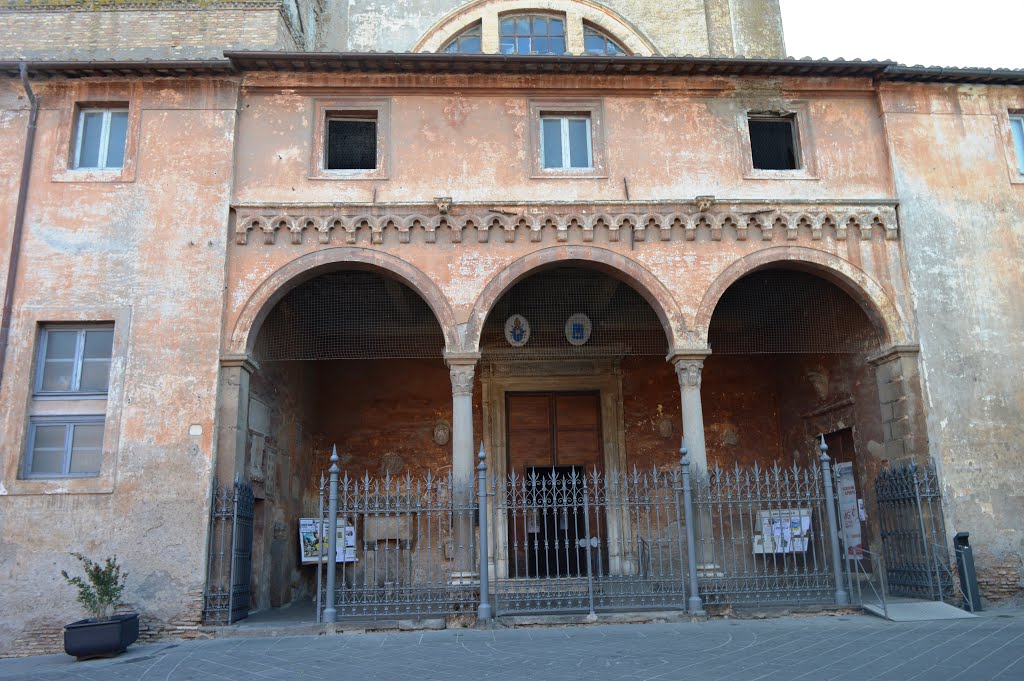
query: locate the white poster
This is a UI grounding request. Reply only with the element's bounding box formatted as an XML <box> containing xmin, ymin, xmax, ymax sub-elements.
<box><xmin>752</xmin><ymin>509</ymin><xmax>812</xmax><ymax>554</ymax></box>
<box><xmin>299</xmin><ymin>517</ymin><xmax>357</xmax><ymax>565</ymax></box>
<box><xmin>835</xmin><ymin>462</ymin><xmax>863</xmax><ymax>559</ymax></box>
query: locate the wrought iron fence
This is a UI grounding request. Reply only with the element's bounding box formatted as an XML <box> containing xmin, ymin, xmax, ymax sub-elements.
<box><xmin>203</xmin><ymin>476</ymin><xmax>255</xmax><ymax>624</ymax></box>
<box><xmin>307</xmin><ymin>444</ymin><xmax>868</xmax><ymax>621</ymax></box>
<box><xmin>490</xmin><ymin>466</ymin><xmax>690</xmax><ymax>614</ymax></box>
<box><xmin>875</xmin><ymin>459</ymin><xmax>955</xmax><ymax>601</ymax></box>
<box><xmin>692</xmin><ymin>462</ymin><xmax>840</xmax><ymax>606</ymax></box>
<box><xmin>316</xmin><ymin>467</ymin><xmax>480</xmax><ymax>620</ymax></box>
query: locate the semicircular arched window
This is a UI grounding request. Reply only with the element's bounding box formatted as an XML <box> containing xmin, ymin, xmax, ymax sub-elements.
<box><xmin>442</xmin><ymin>22</ymin><xmax>483</xmax><ymax>53</ymax></box>
<box><xmin>499</xmin><ymin>14</ymin><xmax>566</xmax><ymax>55</ymax></box>
<box><xmin>583</xmin><ymin>23</ymin><xmax>626</xmax><ymax>55</ymax></box>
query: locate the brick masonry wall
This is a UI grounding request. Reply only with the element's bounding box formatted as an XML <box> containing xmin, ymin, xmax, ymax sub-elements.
<box><xmin>0</xmin><ymin>8</ymin><xmax>295</xmax><ymax>60</ymax></box>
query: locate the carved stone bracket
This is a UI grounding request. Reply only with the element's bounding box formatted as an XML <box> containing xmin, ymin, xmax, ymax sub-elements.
<box><xmin>232</xmin><ymin>202</ymin><xmax>900</xmax><ymax>246</ymax></box>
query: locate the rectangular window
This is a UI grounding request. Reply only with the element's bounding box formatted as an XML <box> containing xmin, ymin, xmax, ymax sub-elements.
<box><xmin>540</xmin><ymin>115</ymin><xmax>592</xmax><ymax>169</ymax></box>
<box><xmin>1010</xmin><ymin>115</ymin><xmax>1024</xmax><ymax>174</ymax></box>
<box><xmin>326</xmin><ymin>114</ymin><xmax>378</xmax><ymax>170</ymax></box>
<box><xmin>748</xmin><ymin>114</ymin><xmax>800</xmax><ymax>170</ymax></box>
<box><xmin>35</xmin><ymin>326</ymin><xmax>114</xmax><ymax>395</ymax></box>
<box><xmin>74</xmin><ymin>108</ymin><xmax>128</xmax><ymax>170</ymax></box>
<box><xmin>25</xmin><ymin>417</ymin><xmax>105</xmax><ymax>478</ymax></box>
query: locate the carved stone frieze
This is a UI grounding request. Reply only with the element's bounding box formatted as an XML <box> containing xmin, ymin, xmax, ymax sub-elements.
<box><xmin>232</xmin><ymin>202</ymin><xmax>900</xmax><ymax>246</ymax></box>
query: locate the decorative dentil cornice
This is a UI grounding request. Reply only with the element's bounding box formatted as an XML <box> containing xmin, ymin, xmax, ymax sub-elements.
<box><xmin>232</xmin><ymin>202</ymin><xmax>900</xmax><ymax>247</ymax></box>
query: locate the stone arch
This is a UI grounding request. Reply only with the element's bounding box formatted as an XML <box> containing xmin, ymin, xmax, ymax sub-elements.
<box><xmin>413</xmin><ymin>0</ymin><xmax>657</xmax><ymax>55</ymax></box>
<box><xmin>464</xmin><ymin>246</ymin><xmax>686</xmax><ymax>353</ymax></box>
<box><xmin>694</xmin><ymin>247</ymin><xmax>911</xmax><ymax>348</ymax></box>
<box><xmin>228</xmin><ymin>248</ymin><xmax>460</xmax><ymax>356</ymax></box>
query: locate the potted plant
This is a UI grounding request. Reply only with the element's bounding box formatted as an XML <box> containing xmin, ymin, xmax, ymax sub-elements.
<box><xmin>61</xmin><ymin>553</ymin><xmax>139</xmax><ymax>660</ymax></box>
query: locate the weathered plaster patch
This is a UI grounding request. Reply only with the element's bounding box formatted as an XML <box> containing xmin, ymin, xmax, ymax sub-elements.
<box><xmin>447</xmin><ymin>252</ymin><xmax>504</xmax><ymax>306</ymax></box>
<box><xmin>444</xmin><ymin>93</ymin><xmax>474</xmax><ymax>127</ymax></box>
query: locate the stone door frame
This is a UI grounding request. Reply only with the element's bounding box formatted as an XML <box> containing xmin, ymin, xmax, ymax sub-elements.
<box><xmin>479</xmin><ymin>359</ymin><xmax>633</xmax><ymax>579</ymax></box>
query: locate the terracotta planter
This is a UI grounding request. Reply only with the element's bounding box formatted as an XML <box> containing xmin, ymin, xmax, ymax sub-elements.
<box><xmin>63</xmin><ymin>613</ymin><xmax>139</xmax><ymax>660</ymax></box>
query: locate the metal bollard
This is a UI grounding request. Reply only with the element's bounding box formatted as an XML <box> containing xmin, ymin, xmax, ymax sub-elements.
<box><xmin>477</xmin><ymin>443</ymin><xmax>492</xmax><ymax>620</ymax></box>
<box><xmin>819</xmin><ymin>436</ymin><xmax>850</xmax><ymax>606</ymax></box>
<box><xmin>680</xmin><ymin>442</ymin><xmax>705</xmax><ymax>615</ymax></box>
<box><xmin>324</xmin><ymin>445</ymin><xmax>340</xmax><ymax>623</ymax></box>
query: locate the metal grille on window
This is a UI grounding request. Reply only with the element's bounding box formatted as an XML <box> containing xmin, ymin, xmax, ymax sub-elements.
<box><xmin>443</xmin><ymin>23</ymin><xmax>482</xmax><ymax>53</ymax></box>
<box><xmin>480</xmin><ymin>267</ymin><xmax>666</xmax><ymax>360</ymax></box>
<box><xmin>326</xmin><ymin>118</ymin><xmax>377</xmax><ymax>170</ymax></box>
<box><xmin>748</xmin><ymin>117</ymin><xmax>798</xmax><ymax>170</ymax></box>
<box><xmin>708</xmin><ymin>270</ymin><xmax>880</xmax><ymax>354</ymax></box>
<box><xmin>254</xmin><ymin>271</ymin><xmax>445</xmax><ymax>361</ymax></box>
<box><xmin>500</xmin><ymin>15</ymin><xmax>565</xmax><ymax>54</ymax></box>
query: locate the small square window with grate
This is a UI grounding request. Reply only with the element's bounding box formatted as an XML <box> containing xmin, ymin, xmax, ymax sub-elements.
<box><xmin>748</xmin><ymin>115</ymin><xmax>799</xmax><ymax>170</ymax></box>
<box><xmin>326</xmin><ymin>115</ymin><xmax>377</xmax><ymax>170</ymax></box>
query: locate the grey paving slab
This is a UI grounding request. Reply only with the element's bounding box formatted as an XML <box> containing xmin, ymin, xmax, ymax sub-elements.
<box><xmin>1</xmin><ymin>610</ymin><xmax>1023</xmax><ymax>681</ymax></box>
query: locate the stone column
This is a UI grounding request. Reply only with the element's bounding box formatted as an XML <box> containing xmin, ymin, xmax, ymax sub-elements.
<box><xmin>669</xmin><ymin>351</ymin><xmax>716</xmax><ymax>571</ymax></box>
<box><xmin>670</xmin><ymin>353</ymin><xmax>710</xmax><ymax>471</ymax></box>
<box><xmin>215</xmin><ymin>354</ymin><xmax>259</xmax><ymax>485</ymax></box>
<box><xmin>446</xmin><ymin>352</ymin><xmax>480</xmax><ymax>581</ymax></box>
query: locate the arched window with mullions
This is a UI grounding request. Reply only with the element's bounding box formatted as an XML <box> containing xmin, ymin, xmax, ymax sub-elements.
<box><xmin>442</xmin><ymin>22</ymin><xmax>483</xmax><ymax>53</ymax></box>
<box><xmin>499</xmin><ymin>14</ymin><xmax>566</xmax><ymax>55</ymax></box>
<box><xmin>583</xmin><ymin>23</ymin><xmax>626</xmax><ymax>55</ymax></box>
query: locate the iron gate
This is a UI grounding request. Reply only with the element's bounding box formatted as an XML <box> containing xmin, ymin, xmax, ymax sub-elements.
<box><xmin>491</xmin><ymin>466</ymin><xmax>690</xmax><ymax>614</ymax></box>
<box><xmin>203</xmin><ymin>476</ymin><xmax>255</xmax><ymax>624</ymax></box>
<box><xmin>875</xmin><ymin>460</ymin><xmax>955</xmax><ymax>600</ymax></box>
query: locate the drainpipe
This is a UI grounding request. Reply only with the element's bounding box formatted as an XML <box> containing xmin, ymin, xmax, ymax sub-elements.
<box><xmin>0</xmin><ymin>62</ymin><xmax>38</xmax><ymax>390</ymax></box>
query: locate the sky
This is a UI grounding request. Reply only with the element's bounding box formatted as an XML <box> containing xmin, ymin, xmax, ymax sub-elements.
<box><xmin>779</xmin><ymin>0</ymin><xmax>1024</xmax><ymax>69</ymax></box>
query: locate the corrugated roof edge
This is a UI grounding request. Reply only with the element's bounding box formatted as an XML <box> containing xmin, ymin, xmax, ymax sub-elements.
<box><xmin>2</xmin><ymin>53</ymin><xmax>1023</xmax><ymax>85</ymax></box>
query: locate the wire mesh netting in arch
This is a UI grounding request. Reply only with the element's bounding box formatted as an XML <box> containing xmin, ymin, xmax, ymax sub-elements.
<box><xmin>253</xmin><ymin>271</ymin><xmax>446</xmax><ymax>361</ymax></box>
<box><xmin>479</xmin><ymin>267</ymin><xmax>668</xmax><ymax>360</ymax></box>
<box><xmin>708</xmin><ymin>270</ymin><xmax>881</xmax><ymax>354</ymax></box>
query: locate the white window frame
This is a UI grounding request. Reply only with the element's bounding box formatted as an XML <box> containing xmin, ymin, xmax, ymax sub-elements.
<box><xmin>23</xmin><ymin>415</ymin><xmax>105</xmax><ymax>479</ymax></box>
<box><xmin>33</xmin><ymin>325</ymin><xmax>114</xmax><ymax>397</ymax></box>
<box><xmin>74</xmin><ymin>108</ymin><xmax>128</xmax><ymax>170</ymax></box>
<box><xmin>1010</xmin><ymin>114</ymin><xmax>1024</xmax><ymax>175</ymax></box>
<box><xmin>539</xmin><ymin>114</ymin><xmax>593</xmax><ymax>170</ymax></box>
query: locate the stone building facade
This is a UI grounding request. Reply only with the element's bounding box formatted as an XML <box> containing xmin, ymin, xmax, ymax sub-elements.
<box><xmin>0</xmin><ymin>0</ymin><xmax>1022</xmax><ymax>656</ymax></box>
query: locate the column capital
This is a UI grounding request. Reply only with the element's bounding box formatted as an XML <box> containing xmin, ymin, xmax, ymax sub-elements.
<box><xmin>449</xmin><ymin>364</ymin><xmax>476</xmax><ymax>397</ymax></box>
<box><xmin>220</xmin><ymin>353</ymin><xmax>261</xmax><ymax>375</ymax></box>
<box><xmin>673</xmin><ymin>358</ymin><xmax>704</xmax><ymax>389</ymax></box>
<box><xmin>668</xmin><ymin>350</ymin><xmax>710</xmax><ymax>389</ymax></box>
<box><xmin>866</xmin><ymin>344</ymin><xmax>920</xmax><ymax>367</ymax></box>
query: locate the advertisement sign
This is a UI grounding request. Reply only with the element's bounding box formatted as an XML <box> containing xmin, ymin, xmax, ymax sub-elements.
<box><xmin>299</xmin><ymin>517</ymin><xmax>357</xmax><ymax>565</ymax></box>
<box><xmin>835</xmin><ymin>462</ymin><xmax>863</xmax><ymax>558</ymax></box>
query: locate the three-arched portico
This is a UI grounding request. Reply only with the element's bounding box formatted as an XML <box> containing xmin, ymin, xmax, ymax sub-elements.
<box><xmin>217</xmin><ymin>209</ymin><xmax>925</xmax><ymax>614</ymax></box>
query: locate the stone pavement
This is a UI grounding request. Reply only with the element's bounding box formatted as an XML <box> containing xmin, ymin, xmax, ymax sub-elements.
<box><xmin>1</xmin><ymin>609</ymin><xmax>1022</xmax><ymax>681</ymax></box>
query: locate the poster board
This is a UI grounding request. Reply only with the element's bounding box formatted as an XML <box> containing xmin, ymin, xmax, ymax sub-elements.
<box><xmin>835</xmin><ymin>462</ymin><xmax>864</xmax><ymax>559</ymax></box>
<box><xmin>299</xmin><ymin>517</ymin><xmax>357</xmax><ymax>565</ymax></box>
<box><xmin>752</xmin><ymin>508</ymin><xmax>812</xmax><ymax>554</ymax></box>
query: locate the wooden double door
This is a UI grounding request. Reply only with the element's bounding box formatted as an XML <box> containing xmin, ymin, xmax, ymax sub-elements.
<box><xmin>505</xmin><ymin>391</ymin><xmax>604</xmax><ymax>578</ymax></box>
